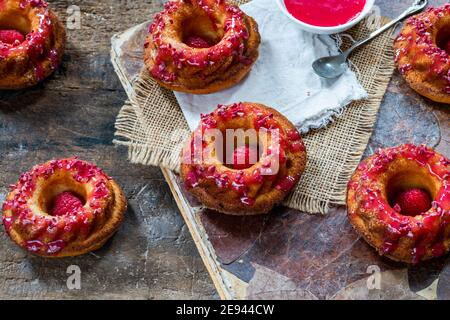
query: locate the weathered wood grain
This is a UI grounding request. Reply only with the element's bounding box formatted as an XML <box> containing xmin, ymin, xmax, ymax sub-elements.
<box><xmin>0</xmin><ymin>0</ymin><xmax>217</xmax><ymax>300</ymax></box>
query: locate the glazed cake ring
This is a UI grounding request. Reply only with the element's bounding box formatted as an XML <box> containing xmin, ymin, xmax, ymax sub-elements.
<box><xmin>2</xmin><ymin>158</ymin><xmax>127</xmax><ymax>258</ymax></box>
<box><xmin>394</xmin><ymin>5</ymin><xmax>450</xmax><ymax>103</ymax></box>
<box><xmin>144</xmin><ymin>0</ymin><xmax>260</xmax><ymax>94</ymax></box>
<box><xmin>180</xmin><ymin>102</ymin><xmax>307</xmax><ymax>216</ymax></box>
<box><xmin>0</xmin><ymin>0</ymin><xmax>66</xmax><ymax>89</ymax></box>
<box><xmin>347</xmin><ymin>145</ymin><xmax>450</xmax><ymax>264</ymax></box>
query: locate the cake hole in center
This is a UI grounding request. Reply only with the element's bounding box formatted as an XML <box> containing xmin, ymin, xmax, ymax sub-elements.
<box><xmin>0</xmin><ymin>14</ymin><xmax>31</xmax><ymax>45</ymax></box>
<box><xmin>386</xmin><ymin>171</ymin><xmax>435</xmax><ymax>217</ymax></box>
<box><xmin>48</xmin><ymin>191</ymin><xmax>86</xmax><ymax>216</ymax></box>
<box><xmin>436</xmin><ymin>27</ymin><xmax>450</xmax><ymax>55</ymax></box>
<box><xmin>228</xmin><ymin>145</ymin><xmax>260</xmax><ymax>170</ymax></box>
<box><xmin>181</xmin><ymin>14</ymin><xmax>222</xmax><ymax>48</ymax></box>
<box><xmin>390</xmin><ymin>188</ymin><xmax>432</xmax><ymax>217</ymax></box>
<box><xmin>219</xmin><ymin>134</ymin><xmax>263</xmax><ymax>170</ymax></box>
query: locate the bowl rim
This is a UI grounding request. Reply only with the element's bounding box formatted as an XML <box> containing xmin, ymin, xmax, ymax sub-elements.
<box><xmin>276</xmin><ymin>0</ymin><xmax>376</xmax><ymax>33</ymax></box>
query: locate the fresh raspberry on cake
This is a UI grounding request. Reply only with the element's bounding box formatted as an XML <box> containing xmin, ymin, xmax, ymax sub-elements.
<box><xmin>51</xmin><ymin>191</ymin><xmax>84</xmax><ymax>216</ymax></box>
<box><xmin>393</xmin><ymin>188</ymin><xmax>432</xmax><ymax>217</ymax></box>
<box><xmin>184</xmin><ymin>36</ymin><xmax>210</xmax><ymax>48</ymax></box>
<box><xmin>232</xmin><ymin>146</ymin><xmax>258</xmax><ymax>170</ymax></box>
<box><xmin>0</xmin><ymin>30</ymin><xmax>24</xmax><ymax>45</ymax></box>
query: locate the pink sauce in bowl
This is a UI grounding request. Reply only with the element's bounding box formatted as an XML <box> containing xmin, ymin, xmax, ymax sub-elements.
<box><xmin>278</xmin><ymin>0</ymin><xmax>373</xmax><ymax>34</ymax></box>
<box><xmin>284</xmin><ymin>0</ymin><xmax>367</xmax><ymax>27</ymax></box>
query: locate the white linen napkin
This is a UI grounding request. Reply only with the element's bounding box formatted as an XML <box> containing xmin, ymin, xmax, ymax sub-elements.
<box><xmin>174</xmin><ymin>0</ymin><xmax>368</xmax><ymax>133</ymax></box>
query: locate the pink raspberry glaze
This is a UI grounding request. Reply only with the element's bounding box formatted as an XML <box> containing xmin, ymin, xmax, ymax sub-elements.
<box><xmin>347</xmin><ymin>144</ymin><xmax>450</xmax><ymax>264</ymax></box>
<box><xmin>0</xmin><ymin>0</ymin><xmax>61</xmax><ymax>82</ymax></box>
<box><xmin>184</xmin><ymin>103</ymin><xmax>305</xmax><ymax>207</ymax></box>
<box><xmin>146</xmin><ymin>0</ymin><xmax>252</xmax><ymax>83</ymax></box>
<box><xmin>394</xmin><ymin>5</ymin><xmax>450</xmax><ymax>94</ymax></box>
<box><xmin>2</xmin><ymin>158</ymin><xmax>112</xmax><ymax>256</ymax></box>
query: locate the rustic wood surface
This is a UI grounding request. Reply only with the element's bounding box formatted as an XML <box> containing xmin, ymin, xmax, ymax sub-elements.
<box><xmin>0</xmin><ymin>0</ymin><xmax>217</xmax><ymax>300</ymax></box>
<box><xmin>0</xmin><ymin>0</ymin><xmax>449</xmax><ymax>300</ymax></box>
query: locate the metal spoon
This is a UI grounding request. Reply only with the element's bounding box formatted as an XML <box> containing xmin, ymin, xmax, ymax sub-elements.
<box><xmin>312</xmin><ymin>0</ymin><xmax>428</xmax><ymax>79</ymax></box>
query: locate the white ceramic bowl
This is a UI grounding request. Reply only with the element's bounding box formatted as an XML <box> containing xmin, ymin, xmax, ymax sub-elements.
<box><xmin>276</xmin><ymin>0</ymin><xmax>375</xmax><ymax>34</ymax></box>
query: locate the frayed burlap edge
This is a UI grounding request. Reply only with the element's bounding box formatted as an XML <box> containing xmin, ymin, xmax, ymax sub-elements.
<box><xmin>285</xmin><ymin>45</ymin><xmax>395</xmax><ymax>214</ymax></box>
<box><xmin>115</xmin><ymin>72</ymin><xmax>189</xmax><ymax>171</ymax></box>
<box><xmin>114</xmin><ymin>13</ymin><xmax>395</xmax><ymax>214</ymax></box>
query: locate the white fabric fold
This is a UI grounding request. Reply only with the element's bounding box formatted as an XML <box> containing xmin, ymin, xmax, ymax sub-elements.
<box><xmin>174</xmin><ymin>0</ymin><xmax>368</xmax><ymax>133</ymax></box>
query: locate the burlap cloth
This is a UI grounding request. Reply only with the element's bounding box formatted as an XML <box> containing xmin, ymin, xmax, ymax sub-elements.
<box><xmin>114</xmin><ymin>1</ymin><xmax>395</xmax><ymax>214</ymax></box>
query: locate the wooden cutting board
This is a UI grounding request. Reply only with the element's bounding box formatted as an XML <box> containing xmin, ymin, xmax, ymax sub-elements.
<box><xmin>111</xmin><ymin>21</ymin><xmax>450</xmax><ymax>300</ymax></box>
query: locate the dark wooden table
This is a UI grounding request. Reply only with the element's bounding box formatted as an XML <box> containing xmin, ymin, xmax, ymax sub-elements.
<box><xmin>0</xmin><ymin>0</ymin><xmax>448</xmax><ymax>299</ymax></box>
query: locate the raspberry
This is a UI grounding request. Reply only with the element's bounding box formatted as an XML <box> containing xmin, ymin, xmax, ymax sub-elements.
<box><xmin>232</xmin><ymin>146</ymin><xmax>258</xmax><ymax>170</ymax></box>
<box><xmin>393</xmin><ymin>188</ymin><xmax>432</xmax><ymax>217</ymax></box>
<box><xmin>185</xmin><ymin>36</ymin><xmax>210</xmax><ymax>48</ymax></box>
<box><xmin>0</xmin><ymin>30</ymin><xmax>25</xmax><ymax>45</ymax></box>
<box><xmin>50</xmin><ymin>192</ymin><xmax>84</xmax><ymax>216</ymax></box>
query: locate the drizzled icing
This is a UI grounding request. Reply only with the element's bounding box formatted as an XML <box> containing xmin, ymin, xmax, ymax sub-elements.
<box><xmin>183</xmin><ymin>103</ymin><xmax>305</xmax><ymax>207</ymax></box>
<box><xmin>145</xmin><ymin>0</ymin><xmax>253</xmax><ymax>83</ymax></box>
<box><xmin>348</xmin><ymin>144</ymin><xmax>450</xmax><ymax>264</ymax></box>
<box><xmin>394</xmin><ymin>5</ymin><xmax>450</xmax><ymax>94</ymax></box>
<box><xmin>2</xmin><ymin>158</ymin><xmax>112</xmax><ymax>256</ymax></box>
<box><xmin>0</xmin><ymin>0</ymin><xmax>60</xmax><ymax>82</ymax></box>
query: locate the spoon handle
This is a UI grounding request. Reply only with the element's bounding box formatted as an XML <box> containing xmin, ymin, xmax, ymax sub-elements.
<box><xmin>344</xmin><ymin>0</ymin><xmax>428</xmax><ymax>57</ymax></box>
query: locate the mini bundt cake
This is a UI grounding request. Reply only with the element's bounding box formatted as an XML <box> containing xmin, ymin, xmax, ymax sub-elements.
<box><xmin>144</xmin><ymin>0</ymin><xmax>260</xmax><ymax>94</ymax></box>
<box><xmin>0</xmin><ymin>0</ymin><xmax>66</xmax><ymax>89</ymax></box>
<box><xmin>347</xmin><ymin>145</ymin><xmax>450</xmax><ymax>264</ymax></box>
<box><xmin>180</xmin><ymin>102</ymin><xmax>307</xmax><ymax>215</ymax></box>
<box><xmin>2</xmin><ymin>158</ymin><xmax>127</xmax><ymax>257</ymax></box>
<box><xmin>394</xmin><ymin>5</ymin><xmax>450</xmax><ymax>103</ymax></box>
